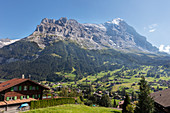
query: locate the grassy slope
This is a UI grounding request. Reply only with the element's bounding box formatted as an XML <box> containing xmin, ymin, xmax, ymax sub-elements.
<box><xmin>24</xmin><ymin>104</ymin><xmax>121</xmax><ymax>113</ymax></box>
<box><xmin>47</xmin><ymin>65</ymin><xmax>170</xmax><ymax>93</ymax></box>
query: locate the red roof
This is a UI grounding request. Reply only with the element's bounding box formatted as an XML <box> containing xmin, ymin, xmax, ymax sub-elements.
<box><xmin>0</xmin><ymin>78</ymin><xmax>49</xmax><ymax>92</ymax></box>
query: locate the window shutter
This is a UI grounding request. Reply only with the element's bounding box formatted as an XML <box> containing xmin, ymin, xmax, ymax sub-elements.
<box><xmin>32</xmin><ymin>95</ymin><xmax>34</xmax><ymax>99</ymax></box>
<box><xmin>29</xmin><ymin>86</ymin><xmax>32</xmax><ymax>90</ymax></box>
<box><xmin>11</xmin><ymin>87</ymin><xmax>14</xmax><ymax>91</ymax></box>
<box><xmin>19</xmin><ymin>86</ymin><xmax>22</xmax><ymax>91</ymax></box>
<box><xmin>14</xmin><ymin>96</ymin><xmax>17</xmax><ymax>100</ymax></box>
<box><xmin>27</xmin><ymin>95</ymin><xmax>29</xmax><ymax>99</ymax></box>
<box><xmin>20</xmin><ymin>96</ymin><xmax>23</xmax><ymax>100</ymax></box>
<box><xmin>6</xmin><ymin>97</ymin><xmax>9</xmax><ymax>101</ymax></box>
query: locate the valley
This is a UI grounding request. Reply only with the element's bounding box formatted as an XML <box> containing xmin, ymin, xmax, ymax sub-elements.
<box><xmin>0</xmin><ymin>17</ymin><xmax>170</xmax><ymax>112</ymax></box>
<box><xmin>39</xmin><ymin>65</ymin><xmax>170</xmax><ymax>109</ymax></box>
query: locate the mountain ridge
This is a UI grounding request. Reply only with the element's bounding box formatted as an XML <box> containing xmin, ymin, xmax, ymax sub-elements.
<box><xmin>23</xmin><ymin>17</ymin><xmax>158</xmax><ymax>53</ymax></box>
<box><xmin>0</xmin><ymin>17</ymin><xmax>168</xmax><ymax>81</ymax></box>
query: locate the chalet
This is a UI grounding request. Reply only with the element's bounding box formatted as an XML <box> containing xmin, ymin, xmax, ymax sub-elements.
<box><xmin>0</xmin><ymin>77</ymin><xmax>49</xmax><ymax>111</ymax></box>
<box><xmin>151</xmin><ymin>88</ymin><xmax>170</xmax><ymax>113</ymax></box>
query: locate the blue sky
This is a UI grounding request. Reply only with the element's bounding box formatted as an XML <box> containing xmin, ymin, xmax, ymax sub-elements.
<box><xmin>1</xmin><ymin>0</ymin><xmax>170</xmax><ymax>51</ymax></box>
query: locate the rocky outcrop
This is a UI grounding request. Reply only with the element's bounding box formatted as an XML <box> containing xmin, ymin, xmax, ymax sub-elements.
<box><xmin>25</xmin><ymin>17</ymin><xmax>158</xmax><ymax>52</ymax></box>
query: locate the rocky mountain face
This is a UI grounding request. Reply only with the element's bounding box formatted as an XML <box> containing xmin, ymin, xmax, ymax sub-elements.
<box><xmin>0</xmin><ymin>38</ymin><xmax>20</xmax><ymax>48</ymax></box>
<box><xmin>25</xmin><ymin>17</ymin><xmax>158</xmax><ymax>52</ymax></box>
<box><xmin>0</xmin><ymin>17</ymin><xmax>165</xmax><ymax>81</ymax></box>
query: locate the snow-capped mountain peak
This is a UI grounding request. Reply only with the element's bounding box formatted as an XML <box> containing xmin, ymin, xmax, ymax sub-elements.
<box><xmin>106</xmin><ymin>18</ymin><xmax>124</xmax><ymax>25</ymax></box>
<box><xmin>24</xmin><ymin>17</ymin><xmax>158</xmax><ymax>52</ymax></box>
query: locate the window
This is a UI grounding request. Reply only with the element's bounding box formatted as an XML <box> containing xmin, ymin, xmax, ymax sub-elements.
<box><xmin>6</xmin><ymin>96</ymin><xmax>17</xmax><ymax>101</ymax></box>
<box><xmin>32</xmin><ymin>86</ymin><xmax>35</xmax><ymax>90</ymax></box>
<box><xmin>29</xmin><ymin>86</ymin><xmax>32</xmax><ymax>90</ymax></box>
<box><xmin>24</xmin><ymin>86</ymin><xmax>27</xmax><ymax>91</ymax></box>
<box><xmin>14</xmin><ymin>86</ymin><xmax>18</xmax><ymax>91</ymax></box>
<box><xmin>19</xmin><ymin>86</ymin><xmax>22</xmax><ymax>91</ymax></box>
<box><xmin>9</xmin><ymin>97</ymin><xmax>14</xmax><ymax>101</ymax></box>
<box><xmin>23</xmin><ymin>95</ymin><xmax>26</xmax><ymax>99</ymax></box>
<box><xmin>11</xmin><ymin>87</ymin><xmax>14</xmax><ymax>91</ymax></box>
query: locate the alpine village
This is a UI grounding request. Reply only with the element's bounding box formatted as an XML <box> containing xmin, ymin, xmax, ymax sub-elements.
<box><xmin>1</xmin><ymin>16</ymin><xmax>170</xmax><ymax>113</ymax></box>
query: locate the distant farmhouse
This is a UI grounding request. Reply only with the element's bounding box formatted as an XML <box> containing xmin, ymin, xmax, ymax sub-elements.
<box><xmin>151</xmin><ymin>88</ymin><xmax>170</xmax><ymax>113</ymax></box>
<box><xmin>0</xmin><ymin>75</ymin><xmax>49</xmax><ymax>111</ymax></box>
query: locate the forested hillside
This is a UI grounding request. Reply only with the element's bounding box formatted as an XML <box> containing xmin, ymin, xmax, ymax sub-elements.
<box><xmin>0</xmin><ymin>40</ymin><xmax>170</xmax><ymax>81</ymax></box>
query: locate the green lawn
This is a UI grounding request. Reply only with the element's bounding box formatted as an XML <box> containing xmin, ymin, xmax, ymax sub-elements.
<box><xmin>24</xmin><ymin>104</ymin><xmax>121</xmax><ymax>113</ymax></box>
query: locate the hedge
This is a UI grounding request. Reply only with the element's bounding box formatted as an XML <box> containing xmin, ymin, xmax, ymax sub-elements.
<box><xmin>30</xmin><ymin>98</ymin><xmax>75</xmax><ymax>109</ymax></box>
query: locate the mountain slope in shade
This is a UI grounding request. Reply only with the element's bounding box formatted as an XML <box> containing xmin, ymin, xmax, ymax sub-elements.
<box><xmin>0</xmin><ymin>40</ymin><xmax>165</xmax><ymax>81</ymax></box>
<box><xmin>24</xmin><ymin>17</ymin><xmax>158</xmax><ymax>52</ymax></box>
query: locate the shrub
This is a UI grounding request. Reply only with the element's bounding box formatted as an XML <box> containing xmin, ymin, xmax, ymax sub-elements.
<box><xmin>30</xmin><ymin>98</ymin><xmax>75</xmax><ymax>109</ymax></box>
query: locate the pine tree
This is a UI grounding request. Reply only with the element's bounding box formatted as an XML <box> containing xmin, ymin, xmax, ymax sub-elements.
<box><xmin>122</xmin><ymin>93</ymin><xmax>131</xmax><ymax>113</ymax></box>
<box><xmin>135</xmin><ymin>76</ymin><xmax>154</xmax><ymax>113</ymax></box>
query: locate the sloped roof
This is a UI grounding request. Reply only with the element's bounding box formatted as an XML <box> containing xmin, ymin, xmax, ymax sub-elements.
<box><xmin>151</xmin><ymin>88</ymin><xmax>170</xmax><ymax>108</ymax></box>
<box><xmin>0</xmin><ymin>78</ymin><xmax>49</xmax><ymax>92</ymax></box>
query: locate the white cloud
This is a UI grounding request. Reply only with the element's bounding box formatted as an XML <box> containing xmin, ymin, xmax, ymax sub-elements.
<box><xmin>149</xmin><ymin>29</ymin><xmax>156</xmax><ymax>32</ymax></box>
<box><xmin>144</xmin><ymin>24</ymin><xmax>158</xmax><ymax>33</ymax></box>
<box><xmin>159</xmin><ymin>45</ymin><xmax>164</xmax><ymax>51</ymax></box>
<box><xmin>159</xmin><ymin>45</ymin><xmax>170</xmax><ymax>53</ymax></box>
<box><xmin>148</xmin><ymin>24</ymin><xmax>158</xmax><ymax>29</ymax></box>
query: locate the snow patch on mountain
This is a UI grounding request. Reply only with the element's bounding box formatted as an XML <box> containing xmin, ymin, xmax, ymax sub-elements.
<box><xmin>83</xmin><ymin>23</ymin><xmax>106</xmax><ymax>31</ymax></box>
<box><xmin>24</xmin><ymin>17</ymin><xmax>158</xmax><ymax>52</ymax></box>
<box><xmin>0</xmin><ymin>38</ymin><xmax>20</xmax><ymax>48</ymax></box>
<box><xmin>106</xmin><ymin>18</ymin><xmax>124</xmax><ymax>25</ymax></box>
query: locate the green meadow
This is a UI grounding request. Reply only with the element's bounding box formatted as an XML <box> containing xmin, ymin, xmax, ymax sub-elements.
<box><xmin>24</xmin><ymin>104</ymin><xmax>121</xmax><ymax>113</ymax></box>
